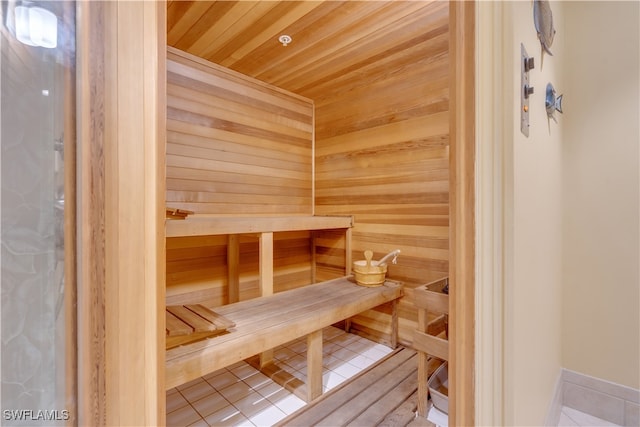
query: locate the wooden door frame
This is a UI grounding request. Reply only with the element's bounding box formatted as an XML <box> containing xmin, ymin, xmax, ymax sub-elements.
<box><xmin>449</xmin><ymin>1</ymin><xmax>476</xmax><ymax>425</ymax></box>
<box><xmin>74</xmin><ymin>0</ymin><xmax>478</xmax><ymax>424</ymax></box>
<box><xmin>76</xmin><ymin>1</ymin><xmax>166</xmax><ymax>425</ymax></box>
<box><xmin>474</xmin><ymin>2</ymin><xmax>513</xmax><ymax>424</ymax></box>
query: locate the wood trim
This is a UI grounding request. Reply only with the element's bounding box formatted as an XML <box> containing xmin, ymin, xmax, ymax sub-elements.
<box><xmin>147</xmin><ymin>2</ymin><xmax>167</xmax><ymax>423</ymax></box>
<box><xmin>449</xmin><ymin>1</ymin><xmax>476</xmax><ymax>426</ymax></box>
<box><xmin>77</xmin><ymin>1</ymin><xmax>166</xmax><ymax>425</ymax></box>
<box><xmin>166</xmin><ymin>215</ymin><xmax>353</xmax><ymax>237</ymax></box>
<box><xmin>76</xmin><ymin>1</ymin><xmax>107</xmax><ymax>423</ymax></box>
<box><xmin>475</xmin><ymin>1</ymin><xmax>509</xmax><ymax>425</ymax></box>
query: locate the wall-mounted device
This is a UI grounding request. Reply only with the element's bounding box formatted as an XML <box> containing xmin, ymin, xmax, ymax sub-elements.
<box><xmin>520</xmin><ymin>44</ymin><xmax>535</xmax><ymax>137</ymax></box>
<box><xmin>545</xmin><ymin>82</ymin><xmax>563</xmax><ymax>133</ymax></box>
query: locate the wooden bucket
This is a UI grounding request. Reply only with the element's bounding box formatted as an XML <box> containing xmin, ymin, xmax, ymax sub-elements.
<box><xmin>353</xmin><ymin>250</ymin><xmax>387</xmax><ymax>287</ymax></box>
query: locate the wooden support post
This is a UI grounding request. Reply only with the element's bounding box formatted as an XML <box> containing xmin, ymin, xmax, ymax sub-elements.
<box><xmin>391</xmin><ymin>299</ymin><xmax>398</xmax><ymax>349</ymax></box>
<box><xmin>227</xmin><ymin>234</ymin><xmax>240</xmax><ymax>304</ymax></box>
<box><xmin>310</xmin><ymin>231</ymin><xmax>317</xmax><ymax>284</ymax></box>
<box><xmin>307</xmin><ymin>329</ymin><xmax>323</xmax><ymax>402</ymax></box>
<box><xmin>417</xmin><ymin>308</ymin><xmax>429</xmax><ymax>418</ymax></box>
<box><xmin>345</xmin><ymin>227</ymin><xmax>352</xmax><ymax>275</ymax></box>
<box><xmin>259</xmin><ymin>232</ymin><xmax>274</xmax><ymax>367</ymax></box>
<box><xmin>259</xmin><ymin>232</ymin><xmax>274</xmax><ymax>296</ymax></box>
<box><xmin>343</xmin><ymin>228</ymin><xmax>352</xmax><ymax>336</ymax></box>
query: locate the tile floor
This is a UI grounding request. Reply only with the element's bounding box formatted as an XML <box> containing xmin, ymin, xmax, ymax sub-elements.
<box><xmin>558</xmin><ymin>406</ymin><xmax>622</xmax><ymax>427</ymax></box>
<box><xmin>166</xmin><ymin>326</ymin><xmax>394</xmax><ymax>426</ymax></box>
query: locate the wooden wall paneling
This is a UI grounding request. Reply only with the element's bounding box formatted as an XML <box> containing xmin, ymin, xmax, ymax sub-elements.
<box><xmin>166</xmin><ymin>231</ymin><xmax>315</xmax><ymax>308</ymax></box>
<box><xmin>448</xmin><ymin>1</ymin><xmax>475</xmax><ymax>425</ymax></box>
<box><xmin>165</xmin><ymin>47</ymin><xmax>314</xmax><ymax>216</ymax></box>
<box><xmin>314</xmin><ymin>2</ymin><xmax>450</xmax><ymax>343</ymax></box>
<box><xmin>77</xmin><ymin>1</ymin><xmax>166</xmax><ymax>425</ymax></box>
<box><xmin>313</xmin><ymin>2</ymin><xmax>450</xmax><ymax>347</ymax></box>
<box><xmin>313</xmin><ymin>229</ymin><xmax>349</xmax><ymax>282</ymax></box>
<box><xmin>166</xmin><ymin>234</ymin><xmax>227</xmax><ymax>307</ymax></box>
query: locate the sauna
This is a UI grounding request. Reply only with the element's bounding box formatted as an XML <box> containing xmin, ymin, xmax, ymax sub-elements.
<box><xmin>71</xmin><ymin>0</ymin><xmax>473</xmax><ymax>425</ymax></box>
<box><xmin>161</xmin><ymin>1</ymin><xmax>471</xmax><ymax>426</ymax></box>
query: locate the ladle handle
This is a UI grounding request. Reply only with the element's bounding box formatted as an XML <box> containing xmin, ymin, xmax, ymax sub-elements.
<box><xmin>364</xmin><ymin>250</ymin><xmax>373</xmax><ymax>269</ymax></box>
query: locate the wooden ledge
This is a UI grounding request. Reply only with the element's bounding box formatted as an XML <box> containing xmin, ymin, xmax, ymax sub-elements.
<box><xmin>166</xmin><ymin>215</ymin><xmax>354</xmax><ymax>237</ymax></box>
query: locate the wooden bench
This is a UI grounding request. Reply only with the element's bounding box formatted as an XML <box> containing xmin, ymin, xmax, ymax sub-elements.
<box><xmin>165</xmin><ymin>276</ymin><xmax>403</xmax><ymax>402</ymax></box>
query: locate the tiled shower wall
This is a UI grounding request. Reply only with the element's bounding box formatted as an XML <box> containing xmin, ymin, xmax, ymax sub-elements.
<box><xmin>1</xmin><ymin>24</ymin><xmax>70</xmax><ymax>423</ymax></box>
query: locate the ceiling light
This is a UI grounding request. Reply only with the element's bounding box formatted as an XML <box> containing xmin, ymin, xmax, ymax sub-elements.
<box><xmin>278</xmin><ymin>35</ymin><xmax>292</xmax><ymax>47</ymax></box>
<box><xmin>14</xmin><ymin>3</ymin><xmax>58</xmax><ymax>48</ymax></box>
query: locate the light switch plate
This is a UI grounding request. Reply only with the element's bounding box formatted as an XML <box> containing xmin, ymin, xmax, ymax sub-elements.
<box><xmin>520</xmin><ymin>43</ymin><xmax>534</xmax><ymax>137</ymax></box>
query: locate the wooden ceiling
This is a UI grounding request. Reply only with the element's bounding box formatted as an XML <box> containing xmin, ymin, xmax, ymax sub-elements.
<box><xmin>167</xmin><ymin>1</ymin><xmax>449</xmax><ymax>100</ymax></box>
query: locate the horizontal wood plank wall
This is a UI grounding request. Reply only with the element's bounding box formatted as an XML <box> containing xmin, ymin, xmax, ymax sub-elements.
<box><xmin>165</xmin><ymin>48</ymin><xmax>315</xmax><ymax>306</ymax></box>
<box><xmin>314</xmin><ymin>2</ymin><xmax>450</xmax><ymax>347</ymax></box>
<box><xmin>166</xmin><ymin>47</ymin><xmax>314</xmax><ymax>215</ymax></box>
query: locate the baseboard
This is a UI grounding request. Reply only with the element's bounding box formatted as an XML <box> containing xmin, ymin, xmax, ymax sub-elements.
<box><xmin>547</xmin><ymin>368</ymin><xmax>640</xmax><ymax>426</ymax></box>
<box><xmin>545</xmin><ymin>370</ymin><xmax>564</xmax><ymax>426</ymax></box>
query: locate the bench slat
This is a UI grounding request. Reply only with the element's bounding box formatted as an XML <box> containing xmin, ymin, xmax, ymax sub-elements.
<box><xmin>166</xmin><ymin>311</ymin><xmax>193</xmax><ymax>336</ymax></box>
<box><xmin>167</xmin><ymin>305</ymin><xmax>216</xmax><ymax>333</ymax></box>
<box><xmin>184</xmin><ymin>304</ymin><xmax>235</xmax><ymax>330</ymax></box>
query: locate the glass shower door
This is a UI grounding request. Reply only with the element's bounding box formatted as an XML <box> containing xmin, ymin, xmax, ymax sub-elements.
<box><xmin>1</xmin><ymin>1</ymin><xmax>75</xmax><ymax>424</ymax></box>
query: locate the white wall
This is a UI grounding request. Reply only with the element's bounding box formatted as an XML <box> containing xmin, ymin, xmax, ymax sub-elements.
<box><xmin>502</xmin><ymin>1</ymin><xmax>565</xmax><ymax>424</ymax></box>
<box><xmin>477</xmin><ymin>1</ymin><xmax>639</xmax><ymax>424</ymax></box>
<box><xmin>562</xmin><ymin>1</ymin><xmax>640</xmax><ymax>390</ymax></box>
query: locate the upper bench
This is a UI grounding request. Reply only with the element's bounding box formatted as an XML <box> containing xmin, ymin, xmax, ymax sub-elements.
<box><xmin>165</xmin><ymin>215</ymin><xmax>354</xmax><ymax>237</ymax></box>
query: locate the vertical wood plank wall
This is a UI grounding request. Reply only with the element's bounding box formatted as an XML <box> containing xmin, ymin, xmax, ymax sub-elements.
<box><xmin>314</xmin><ymin>3</ymin><xmax>450</xmax><ymax>346</ymax></box>
<box><xmin>165</xmin><ymin>49</ymin><xmax>316</xmax><ymax>305</ymax></box>
<box><xmin>77</xmin><ymin>1</ymin><xmax>166</xmax><ymax>425</ymax></box>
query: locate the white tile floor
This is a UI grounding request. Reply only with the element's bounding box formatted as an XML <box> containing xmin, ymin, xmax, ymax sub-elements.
<box><xmin>558</xmin><ymin>406</ymin><xmax>622</xmax><ymax>427</ymax></box>
<box><xmin>166</xmin><ymin>326</ymin><xmax>393</xmax><ymax>427</ymax></box>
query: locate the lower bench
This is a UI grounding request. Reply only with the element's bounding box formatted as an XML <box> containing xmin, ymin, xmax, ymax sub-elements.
<box><xmin>165</xmin><ymin>276</ymin><xmax>403</xmax><ymax>402</ymax></box>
